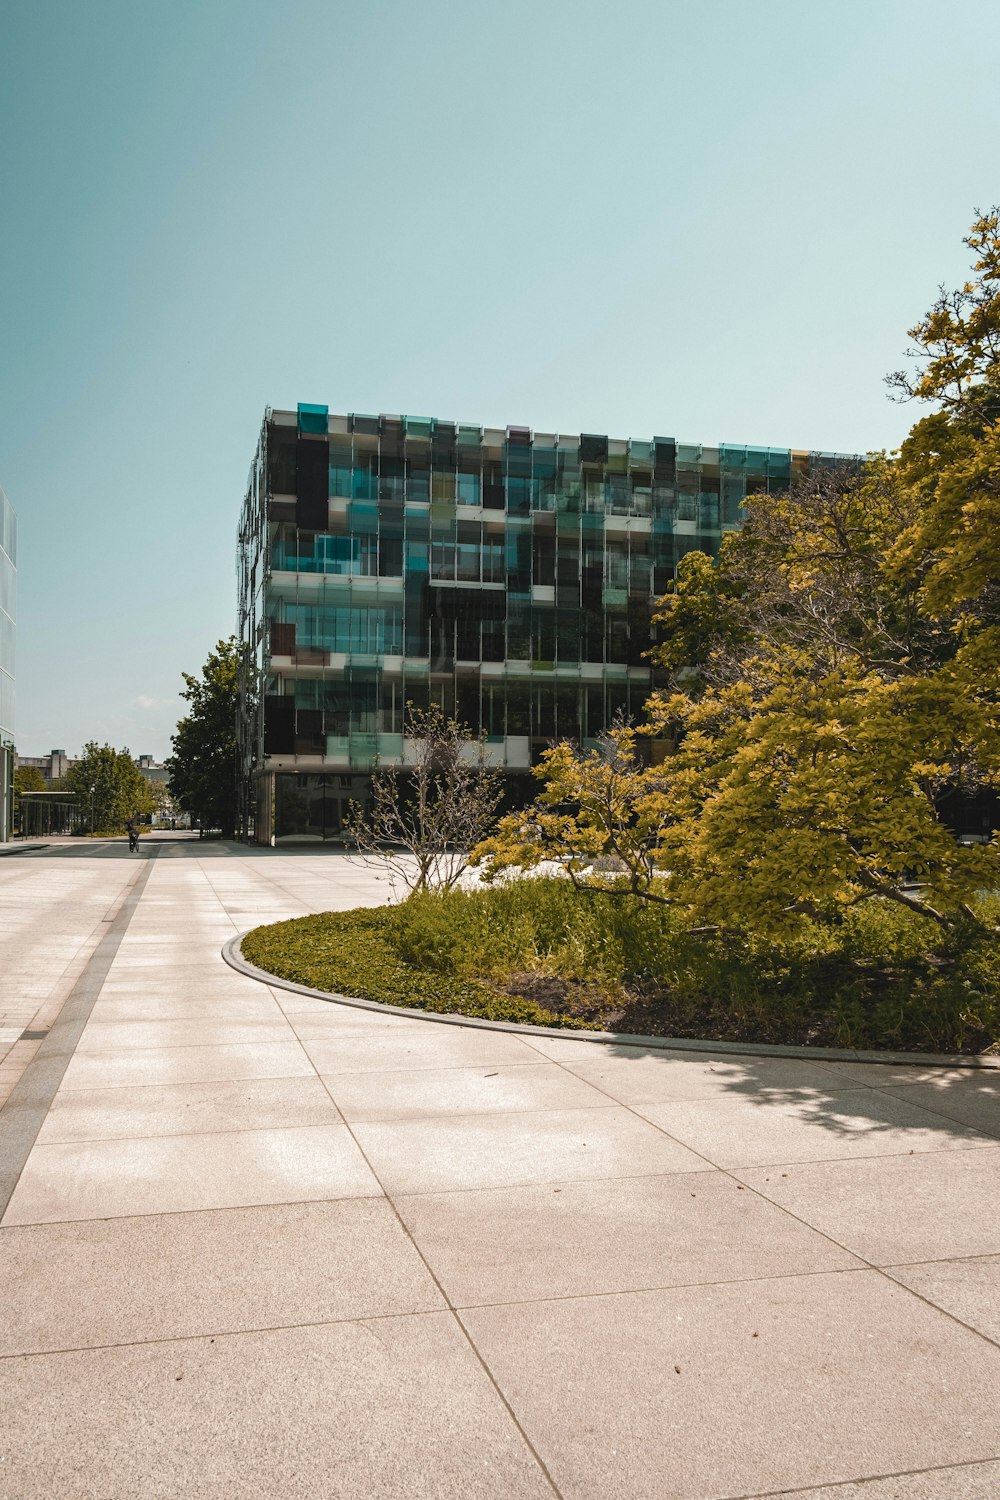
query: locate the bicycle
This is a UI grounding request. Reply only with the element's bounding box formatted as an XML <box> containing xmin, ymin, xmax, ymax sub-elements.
<box><xmin>128</xmin><ymin>829</ymin><xmax>140</xmax><ymax>853</ymax></box>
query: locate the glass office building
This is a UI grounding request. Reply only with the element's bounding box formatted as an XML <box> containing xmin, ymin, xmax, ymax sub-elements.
<box><xmin>0</xmin><ymin>488</ymin><xmax>16</xmax><ymax>843</ymax></box>
<box><xmin>238</xmin><ymin>405</ymin><xmax>841</xmax><ymax>844</ymax></box>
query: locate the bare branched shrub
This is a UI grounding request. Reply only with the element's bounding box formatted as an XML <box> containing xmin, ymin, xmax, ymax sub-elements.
<box><xmin>346</xmin><ymin>705</ymin><xmax>504</xmax><ymax>895</ymax></box>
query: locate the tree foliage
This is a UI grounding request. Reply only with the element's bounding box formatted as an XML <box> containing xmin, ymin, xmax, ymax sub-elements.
<box><xmin>167</xmin><ymin>638</ymin><xmax>239</xmax><ymax>837</ymax></box>
<box><xmin>65</xmin><ymin>744</ymin><xmax>152</xmax><ymax>834</ymax></box>
<box><xmin>12</xmin><ymin>765</ymin><xmax>44</xmax><ymax>829</ymax></box>
<box><xmin>475</xmin><ymin>213</ymin><xmax>1000</xmax><ymax>943</ymax></box>
<box><xmin>886</xmin><ymin>208</ymin><xmax>1000</xmax><ymax>421</ymax></box>
<box><xmin>346</xmin><ymin>704</ymin><xmax>504</xmax><ymax>894</ymax></box>
<box><xmin>884</xmin><ymin>207</ymin><xmax>1000</xmax><ymax>634</ymax></box>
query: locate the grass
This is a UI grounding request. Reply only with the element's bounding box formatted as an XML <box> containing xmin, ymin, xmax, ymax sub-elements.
<box><xmin>240</xmin><ymin>877</ymin><xmax>1000</xmax><ymax>1053</ymax></box>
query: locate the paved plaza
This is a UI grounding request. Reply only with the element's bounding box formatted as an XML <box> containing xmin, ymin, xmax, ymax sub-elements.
<box><xmin>1</xmin><ymin>836</ymin><xmax>999</xmax><ymax>1498</ymax></box>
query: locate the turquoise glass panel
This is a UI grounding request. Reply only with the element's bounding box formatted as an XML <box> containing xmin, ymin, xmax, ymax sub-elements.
<box><xmin>297</xmin><ymin>403</ymin><xmax>329</xmax><ymax>434</ymax></box>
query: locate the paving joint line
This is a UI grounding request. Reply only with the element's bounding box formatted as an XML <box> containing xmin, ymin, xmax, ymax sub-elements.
<box><xmin>26</xmin><ymin>1118</ymin><xmax>360</xmax><ymax>1152</ymax></box>
<box><xmin>0</xmin><ymin>1187</ymin><xmax>382</xmax><ymax>1233</ymax></box>
<box><xmin>303</xmin><ymin>1056</ymin><xmax>567</xmax><ymax>1499</ymax></box>
<box><xmin>827</xmin><ymin>1078</ymin><xmax>1000</xmax><ymax>1139</ymax></box>
<box><xmin>0</xmin><ymin>1302</ymin><xmax>453</xmax><ymax>1364</ymax></box>
<box><xmin>881</xmin><ymin>1249</ymin><xmax>1000</xmax><ymax>1270</ymax></box>
<box><xmin>0</xmin><ymin>849</ymin><xmax>161</xmax><ymax>1221</ymax></box>
<box><xmin>430</xmin><ymin>1264</ymin><xmax>881</xmax><ymax>1314</ymax></box>
<box><xmin>720</xmin><ymin>1452</ymin><xmax>1000</xmax><ymax>1500</ymax></box>
<box><xmin>23</xmin><ymin>1105</ymin><xmax>612</xmax><ymax>1150</ymax></box>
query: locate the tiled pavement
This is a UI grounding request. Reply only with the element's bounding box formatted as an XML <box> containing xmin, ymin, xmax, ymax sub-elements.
<box><xmin>0</xmin><ymin>841</ymin><xmax>136</xmax><ymax>1106</ymax></box>
<box><xmin>1</xmin><ymin>836</ymin><xmax>999</xmax><ymax>1499</ymax></box>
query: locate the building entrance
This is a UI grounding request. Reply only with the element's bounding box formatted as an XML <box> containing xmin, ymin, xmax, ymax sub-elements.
<box><xmin>273</xmin><ymin>773</ymin><xmax>370</xmax><ymax>842</ymax></box>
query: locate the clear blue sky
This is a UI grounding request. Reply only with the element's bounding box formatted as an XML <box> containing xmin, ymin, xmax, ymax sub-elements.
<box><xmin>1</xmin><ymin>0</ymin><xmax>998</xmax><ymax>759</ymax></box>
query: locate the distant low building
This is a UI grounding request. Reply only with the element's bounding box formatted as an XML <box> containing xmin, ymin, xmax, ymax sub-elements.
<box><xmin>136</xmin><ymin>754</ymin><xmax>170</xmax><ymax>785</ymax></box>
<box><xmin>15</xmin><ymin>748</ymin><xmax>76</xmax><ymax>783</ymax></box>
<box><xmin>1</xmin><ymin>488</ymin><xmax>15</xmax><ymax>842</ymax></box>
<box><xmin>15</xmin><ymin>750</ymin><xmax>171</xmax><ymax>786</ymax></box>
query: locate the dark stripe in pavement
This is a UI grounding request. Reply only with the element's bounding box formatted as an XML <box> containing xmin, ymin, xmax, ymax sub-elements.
<box><xmin>0</xmin><ymin>850</ymin><xmax>159</xmax><ymax>1221</ymax></box>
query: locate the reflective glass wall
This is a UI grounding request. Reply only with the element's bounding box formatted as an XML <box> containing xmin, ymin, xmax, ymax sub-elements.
<box><xmin>238</xmin><ymin>407</ymin><xmax>847</xmax><ymax>841</ymax></box>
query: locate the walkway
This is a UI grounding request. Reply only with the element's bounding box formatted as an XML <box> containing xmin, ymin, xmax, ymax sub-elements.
<box><xmin>1</xmin><ymin>837</ymin><xmax>999</xmax><ymax>1499</ymax></box>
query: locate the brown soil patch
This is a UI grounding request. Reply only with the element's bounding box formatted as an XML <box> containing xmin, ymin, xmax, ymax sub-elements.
<box><xmin>493</xmin><ymin>971</ymin><xmax>902</xmax><ymax>1048</ymax></box>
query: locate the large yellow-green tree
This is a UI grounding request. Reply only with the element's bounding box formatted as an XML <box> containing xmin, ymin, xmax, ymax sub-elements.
<box><xmin>474</xmin><ymin>213</ymin><xmax>1000</xmax><ymax>940</ymax></box>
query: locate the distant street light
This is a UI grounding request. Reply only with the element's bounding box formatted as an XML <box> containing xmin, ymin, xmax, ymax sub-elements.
<box><xmin>89</xmin><ymin>785</ymin><xmax>95</xmax><ymax>837</ymax></box>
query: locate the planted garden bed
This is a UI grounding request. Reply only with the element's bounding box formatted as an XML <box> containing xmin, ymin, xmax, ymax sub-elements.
<box><xmin>240</xmin><ymin>878</ymin><xmax>1000</xmax><ymax>1054</ymax></box>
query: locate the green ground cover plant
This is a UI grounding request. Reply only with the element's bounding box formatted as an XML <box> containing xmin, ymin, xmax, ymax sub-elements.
<box><xmin>241</xmin><ymin>877</ymin><xmax>1000</xmax><ymax>1052</ymax></box>
<box><xmin>239</xmin><ymin>899</ymin><xmax>599</xmax><ymax>1031</ymax></box>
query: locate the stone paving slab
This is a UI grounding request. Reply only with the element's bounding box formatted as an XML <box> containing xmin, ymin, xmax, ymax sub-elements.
<box><xmin>735</xmin><ymin>1148</ymin><xmax>1000</xmax><ymax>1264</ymax></box>
<box><xmin>59</xmin><ymin>1037</ymin><xmax>315</xmax><ymax>1089</ymax></box>
<box><xmin>0</xmin><ymin>1313</ymin><xmax>555</xmax><ymax>1500</ymax></box>
<box><xmin>394</xmin><ymin>1171</ymin><xmax>863</xmax><ymax>1306</ymax></box>
<box><xmin>877</xmin><ymin>1078</ymin><xmax>1000</xmax><ymax>1138</ymax></box>
<box><xmin>75</xmin><ymin>1016</ymin><xmax>295</xmax><ymax>1051</ymax></box>
<box><xmin>282</xmin><ymin>1005</ymin><xmax>444</xmax><ymax>1034</ymax></box>
<box><xmin>271</xmin><ymin>992</ymin><xmax>359</xmax><ymax>1015</ymax></box>
<box><xmin>99</xmin><ymin>969</ymin><xmax>254</xmax><ymax>988</ymax></box>
<box><xmin>460</xmin><ymin>1272</ymin><xmax>1000</xmax><ymax>1500</ymax></box>
<box><xmin>299</xmin><ymin>1025</ymin><xmax>546</xmax><ymax>1074</ymax></box>
<box><xmin>35</xmin><ymin>1074</ymin><xmax>343</xmax><ymax>1144</ymax></box>
<box><xmin>795</xmin><ymin>1060</ymin><xmax>988</xmax><ymax>1086</ymax></box>
<box><xmin>4</xmin><ymin>1121</ymin><xmax>381</xmax><ymax>1223</ymax></box>
<box><xmin>885</xmin><ymin>1254</ymin><xmax>1000</xmax><ymax>1344</ymax></box>
<box><xmin>1</xmin><ymin>1199</ymin><xmax>444</xmax><ymax>1355</ymax></box>
<box><xmin>634</xmin><ymin>1088</ymin><xmax>997</xmax><ymax>1168</ymax></box>
<box><xmin>559</xmin><ymin>1048</ymin><xmax>858</xmax><ymax>1105</ymax></box>
<box><xmin>742</xmin><ymin>1461</ymin><xmax>1000</xmax><ymax>1498</ymax></box>
<box><xmin>86</xmin><ymin>992</ymin><xmax>286</xmax><ymax>1022</ymax></box>
<box><xmin>355</xmin><ymin>1103</ymin><xmax>707</xmax><ymax>1195</ymax></box>
<box><xmin>320</xmin><ymin>1059</ymin><xmax>616</xmax><ymax>1123</ymax></box>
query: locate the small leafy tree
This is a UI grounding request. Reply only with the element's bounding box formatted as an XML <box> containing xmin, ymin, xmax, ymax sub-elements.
<box><xmin>472</xmin><ymin>685</ymin><xmax>999</xmax><ymax>940</ymax></box>
<box><xmin>13</xmin><ymin>766</ymin><xmax>44</xmax><ymax>795</ymax></box>
<box><xmin>65</xmin><ymin>744</ymin><xmax>152</xmax><ymax>834</ymax></box>
<box><xmin>347</xmin><ymin>704</ymin><xmax>504</xmax><ymax>894</ymax></box>
<box><xmin>168</xmin><ymin>639</ymin><xmax>239</xmax><ymax>837</ymax></box>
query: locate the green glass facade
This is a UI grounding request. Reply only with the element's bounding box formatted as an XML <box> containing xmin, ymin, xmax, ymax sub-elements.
<box><xmin>237</xmin><ymin>406</ymin><xmax>845</xmax><ymax>843</ymax></box>
<box><xmin>0</xmin><ymin>487</ymin><xmax>16</xmax><ymax>842</ymax></box>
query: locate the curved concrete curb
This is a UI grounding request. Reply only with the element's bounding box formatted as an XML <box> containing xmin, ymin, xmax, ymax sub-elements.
<box><xmin>222</xmin><ymin>932</ymin><xmax>1000</xmax><ymax>1070</ymax></box>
